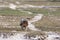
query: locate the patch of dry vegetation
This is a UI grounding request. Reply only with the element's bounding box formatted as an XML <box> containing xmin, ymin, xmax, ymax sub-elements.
<box><xmin>34</xmin><ymin>15</ymin><xmax>60</xmax><ymax>32</ymax></box>
<box><xmin>26</xmin><ymin>31</ymin><xmax>46</xmax><ymax>37</ymax></box>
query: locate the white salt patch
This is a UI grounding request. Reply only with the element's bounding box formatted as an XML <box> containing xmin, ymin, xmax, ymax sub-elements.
<box><xmin>9</xmin><ymin>3</ymin><xmax>16</xmax><ymax>10</ymax></box>
<box><xmin>19</xmin><ymin>5</ymin><xmax>28</xmax><ymax>9</ymax></box>
<box><xmin>28</xmin><ymin>21</ymin><xmax>41</xmax><ymax>31</ymax></box>
<box><xmin>16</xmin><ymin>1</ymin><xmax>20</xmax><ymax>4</ymax></box>
<box><xmin>28</xmin><ymin>14</ymin><xmax>43</xmax><ymax>31</ymax></box>
<box><xmin>30</xmin><ymin>35</ymin><xmax>41</xmax><ymax>40</ymax></box>
<box><xmin>45</xmin><ymin>32</ymin><xmax>60</xmax><ymax>40</ymax></box>
<box><xmin>46</xmin><ymin>35</ymin><xmax>60</xmax><ymax>40</ymax></box>
<box><xmin>19</xmin><ymin>4</ymin><xmax>45</xmax><ymax>8</ymax></box>
<box><xmin>30</xmin><ymin>14</ymin><xmax>43</xmax><ymax>22</ymax></box>
<box><xmin>38</xmin><ymin>5</ymin><xmax>45</xmax><ymax>8</ymax></box>
<box><xmin>24</xmin><ymin>4</ymin><xmax>35</xmax><ymax>7</ymax></box>
<box><xmin>0</xmin><ymin>33</ymin><xmax>29</xmax><ymax>40</ymax></box>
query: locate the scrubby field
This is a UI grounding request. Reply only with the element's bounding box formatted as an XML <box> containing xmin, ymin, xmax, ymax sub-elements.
<box><xmin>0</xmin><ymin>0</ymin><xmax>60</xmax><ymax>40</ymax></box>
<box><xmin>0</xmin><ymin>8</ymin><xmax>60</xmax><ymax>32</ymax></box>
<box><xmin>0</xmin><ymin>0</ymin><xmax>60</xmax><ymax>35</ymax></box>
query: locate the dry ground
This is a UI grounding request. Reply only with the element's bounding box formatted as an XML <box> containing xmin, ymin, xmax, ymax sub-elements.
<box><xmin>0</xmin><ymin>1</ymin><xmax>60</xmax><ymax>32</ymax></box>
